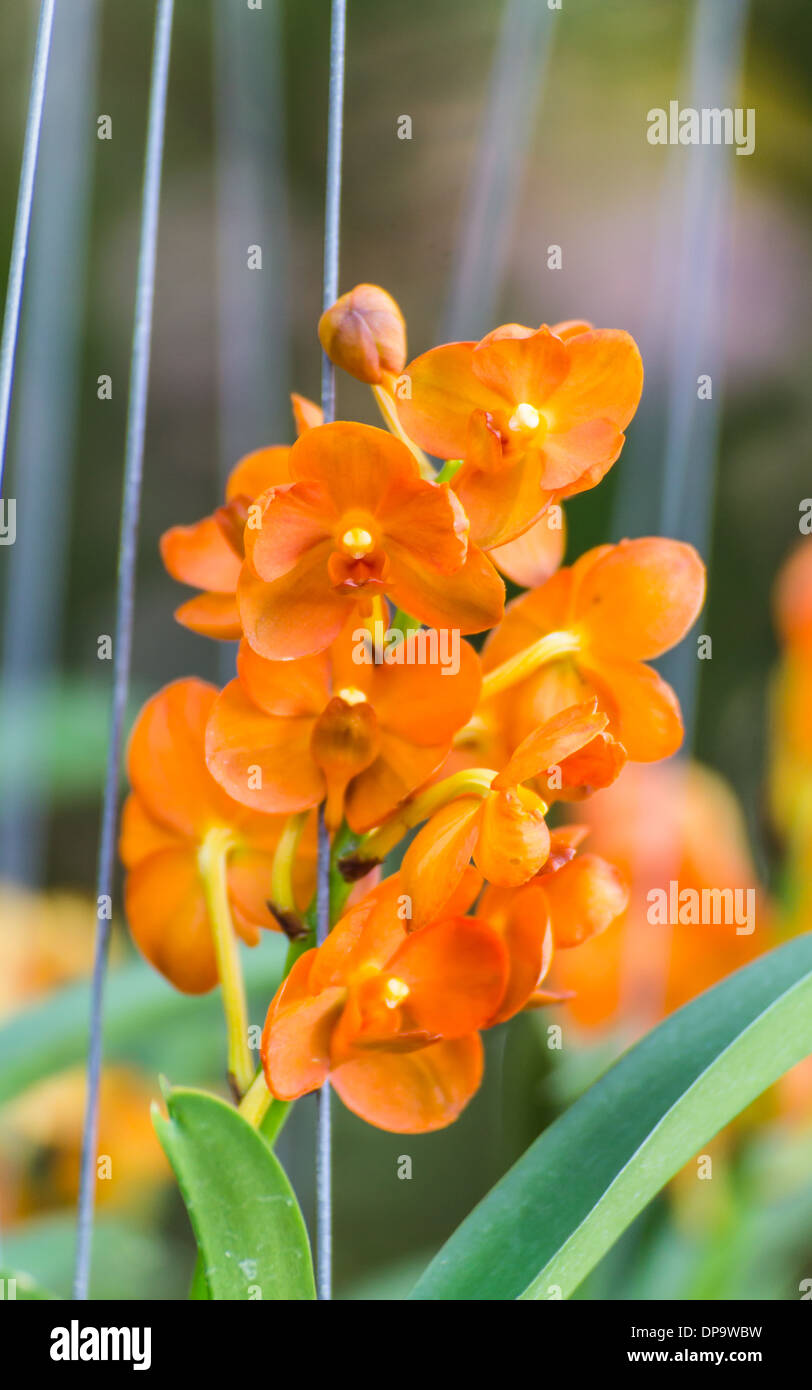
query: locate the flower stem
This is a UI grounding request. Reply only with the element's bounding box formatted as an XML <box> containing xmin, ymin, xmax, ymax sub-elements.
<box><xmin>348</xmin><ymin>766</ymin><xmax>495</xmax><ymax>868</ymax></box>
<box><xmin>270</xmin><ymin>810</ymin><xmax>308</xmax><ymax>912</ymax></box>
<box><xmin>372</xmin><ymin>380</ymin><xmax>435</xmax><ymax>480</ymax></box>
<box><xmin>480</xmin><ymin>629</ymin><xmax>581</xmax><ymax>702</ymax></box>
<box><xmin>199</xmin><ymin>827</ymin><xmax>254</xmax><ymax>1098</ymax></box>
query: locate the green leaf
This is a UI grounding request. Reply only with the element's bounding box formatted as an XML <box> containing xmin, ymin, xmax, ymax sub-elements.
<box><xmin>0</xmin><ymin>1268</ymin><xmax>57</xmax><ymax>1300</ymax></box>
<box><xmin>153</xmin><ymin>1085</ymin><xmax>315</xmax><ymax>1300</ymax></box>
<box><xmin>409</xmin><ymin>934</ymin><xmax>812</xmax><ymax>1301</ymax></box>
<box><xmin>0</xmin><ymin>938</ymin><xmax>286</xmax><ymax>1107</ymax></box>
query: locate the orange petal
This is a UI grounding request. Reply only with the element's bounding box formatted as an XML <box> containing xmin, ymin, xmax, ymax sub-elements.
<box><xmin>330</xmin><ymin>1034</ymin><xmax>484</xmax><ymax>1132</ymax></box>
<box><xmin>488</xmin><ymin>508</ymin><xmax>566</xmax><ymax>588</ymax></box>
<box><xmin>389</xmin><ymin>916</ymin><xmax>508</xmax><ymax>1035</ymax></box>
<box><xmin>479</xmin><ymin>882</ymin><xmax>552</xmax><ymax>1024</ymax></box>
<box><xmin>174</xmin><ymin>592</ymin><xmax>242</xmax><ymax>640</ymax></box>
<box><xmin>205</xmin><ymin>679</ymin><xmax>323</xmax><ymax>815</ymax></box>
<box><xmin>541</xmin><ymin>852</ymin><xmax>629</xmax><ymax>948</ymax></box>
<box><xmin>575</xmin><ymin>537</ymin><xmax>706</xmax><ymax>660</ymax></box>
<box><xmin>545</xmin><ymin>328</ymin><xmax>643</xmax><ymax>432</ymax></box>
<box><xmin>401</xmin><ymin>798</ymin><xmax>483</xmax><ymax>927</ymax></box>
<box><xmin>553</xmin><ymin>730</ymin><xmax>627</xmax><ymax>800</ymax></box>
<box><xmin>550</xmin><ymin>319</ymin><xmax>593</xmax><ymax>341</ymax></box>
<box><xmin>482</xmin><ymin>566</ymin><xmax>576</xmax><ymax>671</ymax></box>
<box><xmin>227</xmin><ymin>848</ymin><xmax>282</xmax><ymax>940</ymax></box>
<box><xmin>249</xmin><ymin>483</ymin><xmax>335</xmax><ymax>583</ymax></box>
<box><xmin>471</xmin><ymin>325</ymin><xmax>569</xmax><ymax>405</ymax></box>
<box><xmin>344</xmin><ymin>733</ymin><xmax>448</xmax><ymax>835</ymax></box>
<box><xmin>540</xmin><ymin>417</ymin><xmax>625</xmax><ymax>492</ymax></box>
<box><xmin>160</xmin><ymin>516</ymin><xmax>242</xmax><ymax>593</ymax></box>
<box><xmin>387</xmin><ymin>541</ymin><xmax>505</xmax><ymax>635</ymax></box>
<box><xmin>397</xmin><ymin>342</ymin><xmax>507</xmax><ymax>459</ymax></box>
<box><xmin>474</xmin><ymin>788</ymin><xmax>551</xmax><ymax>886</ymax></box>
<box><xmin>124</xmin><ymin>847</ymin><xmax>218</xmax><ymax>995</ymax></box>
<box><xmin>493</xmin><ymin>699</ymin><xmax>607</xmax><ymax>789</ymax></box>
<box><xmin>126</xmin><ymin>679</ymin><xmax>241</xmax><ymax>840</ymax></box>
<box><xmin>226</xmin><ymin>445</ymin><xmax>292</xmax><ymax>501</ymax></box>
<box><xmin>454</xmin><ymin>427</ymin><xmax>553</xmax><ymax>550</ymax></box>
<box><xmin>367</xmin><ymin>633</ymin><xmax>481</xmax><ymax>747</ymax></box>
<box><xmin>119</xmin><ymin>792</ymin><xmax>181</xmax><ymax>869</ymax></box>
<box><xmin>310</xmin><ymin>876</ymin><xmax>408</xmax><ymax>993</ymax></box>
<box><xmin>238</xmin><ymin>546</ymin><xmax>354</xmax><ymax>660</ymax></box>
<box><xmin>379</xmin><ymin>480</ymin><xmax>469</xmax><ymax>576</ymax></box>
<box><xmin>237</xmin><ymin>639</ymin><xmax>331</xmax><ymax>717</ymax></box>
<box><xmin>261</xmin><ymin>954</ymin><xmax>346</xmax><ymax>1100</ymax></box>
<box><xmin>291</xmin><ymin>393</ymin><xmax>323</xmax><ymax>436</ymax></box>
<box><xmin>288</xmin><ymin>420</ymin><xmax>421</xmax><ymax>510</ymax></box>
<box><xmin>581</xmin><ymin>654</ymin><xmax>685</xmax><ymax>761</ymax></box>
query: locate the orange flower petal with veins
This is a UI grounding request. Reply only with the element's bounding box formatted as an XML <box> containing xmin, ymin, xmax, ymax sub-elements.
<box><xmin>330</xmin><ymin>1035</ymin><xmax>484</xmax><ymax>1133</ymax></box>
<box><xmin>541</xmin><ymin>852</ymin><xmax>629</xmax><ymax>948</ymax></box>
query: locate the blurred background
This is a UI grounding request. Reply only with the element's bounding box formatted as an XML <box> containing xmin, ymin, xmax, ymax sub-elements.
<box><xmin>0</xmin><ymin>0</ymin><xmax>810</xmax><ymax>1299</ymax></box>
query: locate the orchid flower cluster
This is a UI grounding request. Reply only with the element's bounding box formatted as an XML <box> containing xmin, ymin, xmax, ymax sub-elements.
<box><xmin>120</xmin><ymin>285</ymin><xmax>706</xmax><ymax>1134</ymax></box>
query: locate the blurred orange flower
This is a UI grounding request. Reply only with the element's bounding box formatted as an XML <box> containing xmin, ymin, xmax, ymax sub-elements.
<box><xmin>482</xmin><ymin>537</ymin><xmax>706</xmax><ymax>761</ymax></box>
<box><xmin>397</xmin><ymin>319</ymin><xmax>643</xmax><ymax>549</ymax></box>
<box><xmin>205</xmin><ymin>621</ymin><xmax>481</xmax><ymax>831</ymax></box>
<box><xmin>120</xmin><ymin>679</ymin><xmax>313</xmax><ymax>994</ymax></box>
<box><xmin>238</xmin><ymin>422</ymin><xmax>504</xmax><ymax>659</ymax></box>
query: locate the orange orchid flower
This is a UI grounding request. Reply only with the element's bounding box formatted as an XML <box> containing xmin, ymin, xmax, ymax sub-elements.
<box><xmin>397</xmin><ymin>319</ymin><xmax>643</xmax><ymax>550</ymax></box>
<box><xmin>261</xmin><ymin>875</ymin><xmax>508</xmax><ymax>1133</ymax></box>
<box><xmin>120</xmin><ymin>678</ymin><xmax>313</xmax><ymax>997</ymax></box>
<box><xmin>160</xmin><ymin>445</ymin><xmax>293</xmax><ymax>640</ymax></box>
<box><xmin>205</xmin><ymin>621</ymin><xmax>481</xmax><ymax>831</ymax></box>
<box><xmin>392</xmin><ymin>700</ymin><xmax>625</xmax><ymax>928</ymax></box>
<box><xmin>238</xmin><ymin>421</ymin><xmax>504</xmax><ymax>660</ymax></box>
<box><xmin>481</xmin><ymin>537</ymin><xmax>706</xmax><ymax>761</ymax></box>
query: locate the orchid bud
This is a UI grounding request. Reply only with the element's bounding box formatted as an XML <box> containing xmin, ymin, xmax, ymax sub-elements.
<box><xmin>318</xmin><ymin>283</ymin><xmax>406</xmax><ymax>384</ymax></box>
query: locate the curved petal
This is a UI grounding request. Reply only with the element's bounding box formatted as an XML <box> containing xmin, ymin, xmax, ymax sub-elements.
<box><xmin>388</xmin><ymin>916</ymin><xmax>508</xmax><ymax>1035</ymax></box>
<box><xmin>581</xmin><ymin>654</ymin><xmax>685</xmax><ymax>761</ymax></box>
<box><xmin>482</xmin><ymin>567</ymin><xmax>576</xmax><ymax>670</ymax></box>
<box><xmin>238</xmin><ymin>547</ymin><xmax>353</xmax><ymax>660</ymax></box>
<box><xmin>288</xmin><ymin>420</ymin><xmax>422</xmax><ymax>510</ymax></box>
<box><xmin>291</xmin><ymin>393</ymin><xmax>323</xmax><ymax>436</ymax></box>
<box><xmin>474</xmin><ymin>788</ymin><xmax>551</xmax><ymax>887</ymax></box>
<box><xmin>236</xmin><ymin>639</ymin><xmax>331</xmax><ymax>718</ymax></box>
<box><xmin>124</xmin><ymin>847</ymin><xmax>218</xmax><ymax>995</ymax></box>
<box><xmin>401</xmin><ymin>798</ymin><xmax>483</xmax><ymax>928</ymax></box>
<box><xmin>575</xmin><ymin>537</ymin><xmax>706</xmax><ymax>660</ymax></box>
<box><xmin>493</xmin><ymin>700</ymin><xmax>607</xmax><ymax>789</ymax></box>
<box><xmin>330</xmin><ymin>1034</ymin><xmax>484</xmax><ymax>1133</ymax></box>
<box><xmin>368</xmin><ymin>633</ymin><xmax>481</xmax><ymax>746</ymax></box>
<box><xmin>345</xmin><ymin>734</ymin><xmax>448</xmax><ymax>834</ymax></box>
<box><xmin>542</xmin><ymin>851</ymin><xmax>629</xmax><ymax>948</ymax></box>
<box><xmin>205</xmin><ymin>679</ymin><xmax>323</xmax><ymax>814</ymax></box>
<box><xmin>379</xmin><ymin>479</ymin><xmax>468</xmax><ymax>574</ymax></box>
<box><xmin>225</xmin><ymin>445</ymin><xmax>292</xmax><ymax>501</ymax></box>
<box><xmin>397</xmin><ymin>342</ymin><xmax>508</xmax><ymax>458</ymax></box>
<box><xmin>541</xmin><ymin>417</ymin><xmax>625</xmax><ymax>491</ymax></box>
<box><xmin>126</xmin><ymin>679</ymin><xmax>239</xmax><ymax>840</ymax></box>
<box><xmin>387</xmin><ymin>541</ymin><xmax>505</xmax><ymax>635</ymax></box>
<box><xmin>249</xmin><ymin>482</ymin><xmax>335</xmax><ymax>583</ymax></box>
<box><xmin>545</xmin><ymin>328</ymin><xmax>643</xmax><ymax>431</ymax></box>
<box><xmin>173</xmin><ymin>592</ymin><xmax>242</xmax><ymax>640</ymax></box>
<box><xmin>119</xmin><ymin>792</ymin><xmax>180</xmax><ymax>869</ymax></box>
<box><xmin>262</xmin><ymin>956</ymin><xmax>346</xmax><ymax>1101</ymax></box>
<box><xmin>479</xmin><ymin>882</ymin><xmax>551</xmax><ymax>1024</ymax></box>
<box><xmin>488</xmin><ymin>509</ymin><xmax>566</xmax><ymax>588</ymax></box>
<box><xmin>472</xmin><ymin>325</ymin><xmax>569</xmax><ymax>405</ymax></box>
<box><xmin>454</xmin><ymin>446</ymin><xmax>553</xmax><ymax>550</ymax></box>
<box><xmin>160</xmin><ymin>516</ymin><xmax>242</xmax><ymax>593</ymax></box>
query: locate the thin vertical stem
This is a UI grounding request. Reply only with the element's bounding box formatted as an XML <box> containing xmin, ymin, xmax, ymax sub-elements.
<box><xmin>0</xmin><ymin>0</ymin><xmax>55</xmax><ymax>496</ymax></box>
<box><xmin>73</xmin><ymin>0</ymin><xmax>175</xmax><ymax>1302</ymax></box>
<box><xmin>316</xmin><ymin>0</ymin><xmax>347</xmax><ymax>1304</ymax></box>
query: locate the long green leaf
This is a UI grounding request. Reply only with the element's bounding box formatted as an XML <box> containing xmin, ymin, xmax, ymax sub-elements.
<box><xmin>409</xmin><ymin>934</ymin><xmax>812</xmax><ymax>1300</ymax></box>
<box><xmin>0</xmin><ymin>1268</ymin><xmax>57</xmax><ymax>1300</ymax></box>
<box><xmin>153</xmin><ymin>1085</ymin><xmax>315</xmax><ymax>1300</ymax></box>
<box><xmin>0</xmin><ymin>939</ymin><xmax>285</xmax><ymax>1107</ymax></box>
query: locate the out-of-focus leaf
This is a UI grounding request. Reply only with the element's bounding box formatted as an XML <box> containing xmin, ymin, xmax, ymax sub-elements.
<box><xmin>409</xmin><ymin>936</ymin><xmax>812</xmax><ymax>1300</ymax></box>
<box><xmin>153</xmin><ymin>1086</ymin><xmax>315</xmax><ymax>1301</ymax></box>
<box><xmin>1</xmin><ymin>1212</ymin><xmax>185</xmax><ymax>1300</ymax></box>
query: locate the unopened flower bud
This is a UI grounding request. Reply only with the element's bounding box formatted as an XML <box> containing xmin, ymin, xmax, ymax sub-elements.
<box><xmin>318</xmin><ymin>283</ymin><xmax>406</xmax><ymax>384</ymax></box>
